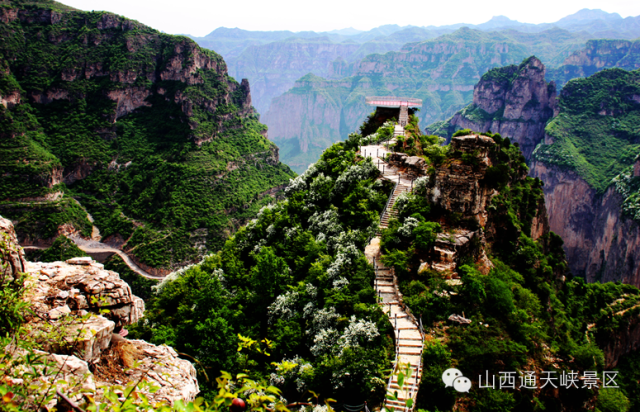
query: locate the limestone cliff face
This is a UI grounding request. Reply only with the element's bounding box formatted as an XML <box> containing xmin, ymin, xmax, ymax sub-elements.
<box><xmin>439</xmin><ymin>57</ymin><xmax>558</xmax><ymax>160</ymax></box>
<box><xmin>532</xmin><ymin>162</ymin><xmax>640</xmax><ymax>287</ymax></box>
<box><xmin>263</xmin><ymin>76</ymin><xmax>353</xmax><ymax>173</ymax></box>
<box><xmin>0</xmin><ymin>218</ymin><xmax>198</xmax><ymax>408</ymax></box>
<box><xmin>0</xmin><ymin>215</ymin><xmax>27</xmax><ymax>282</ymax></box>
<box><xmin>547</xmin><ymin>39</ymin><xmax>640</xmax><ymax>88</ymax></box>
<box><xmin>417</xmin><ymin>134</ymin><xmax>549</xmax><ymax>275</ymax></box>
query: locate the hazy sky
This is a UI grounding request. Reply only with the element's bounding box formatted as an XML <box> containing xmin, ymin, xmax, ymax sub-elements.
<box><xmin>57</xmin><ymin>0</ymin><xmax>640</xmax><ymax>37</ymax></box>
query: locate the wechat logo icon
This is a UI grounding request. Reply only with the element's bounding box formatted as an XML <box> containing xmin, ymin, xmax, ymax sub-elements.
<box><xmin>442</xmin><ymin>368</ymin><xmax>472</xmax><ymax>393</ymax></box>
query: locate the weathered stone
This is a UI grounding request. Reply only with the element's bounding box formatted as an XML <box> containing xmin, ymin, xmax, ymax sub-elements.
<box><xmin>25</xmin><ymin>259</ymin><xmax>144</xmax><ymax>327</ymax></box>
<box><xmin>532</xmin><ymin>161</ymin><xmax>640</xmax><ymax>287</ymax></box>
<box><xmin>405</xmin><ymin>156</ymin><xmax>426</xmax><ymax>168</ymax></box>
<box><xmin>48</xmin><ymin>304</ymin><xmax>71</xmax><ymax>319</ymax></box>
<box><xmin>427</xmin><ymin>137</ymin><xmax>496</xmax><ymax>226</ymax></box>
<box><xmin>95</xmin><ymin>339</ymin><xmax>199</xmax><ymax>405</ymax></box>
<box><xmin>448</xmin><ymin>314</ymin><xmax>472</xmax><ymax>324</ymax></box>
<box><xmin>66</xmin><ymin>256</ymin><xmax>93</xmax><ymax>265</ymax></box>
<box><xmin>444</xmin><ymin>56</ymin><xmax>557</xmax><ymax>160</ymax></box>
<box><xmin>65</xmin><ymin>315</ymin><xmax>115</xmax><ymax>362</ymax></box>
<box><xmin>0</xmin><ymin>215</ymin><xmax>27</xmax><ymax>283</ymax></box>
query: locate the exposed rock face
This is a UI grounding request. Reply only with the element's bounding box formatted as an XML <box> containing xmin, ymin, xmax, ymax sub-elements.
<box><xmin>263</xmin><ymin>75</ymin><xmax>349</xmax><ymax>171</ymax></box>
<box><xmin>418</xmin><ymin>134</ymin><xmax>508</xmax><ymax>274</ymax></box>
<box><xmin>547</xmin><ymin>39</ymin><xmax>640</xmax><ymax>88</ymax></box>
<box><xmin>439</xmin><ymin>57</ymin><xmax>557</xmax><ymax>160</ymax></box>
<box><xmin>27</xmin><ymin>257</ymin><xmax>145</xmax><ymax>329</ymax></box>
<box><xmin>98</xmin><ymin>339</ymin><xmax>199</xmax><ymax>405</ymax></box>
<box><xmin>107</xmin><ymin>87</ymin><xmax>152</xmax><ymax>119</ymax></box>
<box><xmin>0</xmin><ymin>215</ymin><xmax>27</xmax><ymax>282</ymax></box>
<box><xmin>531</xmin><ymin>162</ymin><xmax>640</xmax><ymax>286</ymax></box>
<box><xmin>430</xmin><ymin>135</ymin><xmax>496</xmax><ymax>226</ymax></box>
<box><xmin>0</xmin><ymin>218</ymin><xmax>198</xmax><ymax>407</ymax></box>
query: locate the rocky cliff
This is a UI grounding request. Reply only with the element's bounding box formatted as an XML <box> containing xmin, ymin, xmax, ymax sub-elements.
<box><xmin>0</xmin><ymin>216</ymin><xmax>198</xmax><ymax>410</ymax></box>
<box><xmin>547</xmin><ymin>39</ymin><xmax>640</xmax><ymax>88</ymax></box>
<box><xmin>0</xmin><ymin>215</ymin><xmax>27</xmax><ymax>282</ymax></box>
<box><xmin>0</xmin><ymin>0</ymin><xmax>295</xmax><ymax>270</ymax></box>
<box><xmin>430</xmin><ymin>58</ymin><xmax>640</xmax><ymax>285</ymax></box>
<box><xmin>427</xmin><ymin>56</ymin><xmax>558</xmax><ymax>160</ymax></box>
<box><xmin>530</xmin><ymin>68</ymin><xmax>640</xmax><ymax>286</ymax></box>
<box><xmin>532</xmin><ymin>163</ymin><xmax>640</xmax><ymax>286</ymax></box>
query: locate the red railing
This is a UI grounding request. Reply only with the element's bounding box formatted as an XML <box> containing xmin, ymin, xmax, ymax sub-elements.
<box><xmin>365</xmin><ymin>96</ymin><xmax>422</xmax><ymax>107</ymax></box>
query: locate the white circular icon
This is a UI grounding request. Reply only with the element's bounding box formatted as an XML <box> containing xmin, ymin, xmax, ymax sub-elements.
<box><xmin>441</xmin><ymin>368</ymin><xmax>463</xmax><ymax>388</ymax></box>
<box><xmin>453</xmin><ymin>376</ymin><xmax>472</xmax><ymax>393</ymax></box>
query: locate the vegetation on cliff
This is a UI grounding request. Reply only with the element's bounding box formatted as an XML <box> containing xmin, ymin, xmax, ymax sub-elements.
<box><xmin>0</xmin><ymin>0</ymin><xmax>295</xmax><ymax>270</ymax></box>
<box><xmin>377</xmin><ymin>129</ymin><xmax>640</xmax><ymax>411</ymax></box>
<box><xmin>131</xmin><ymin>141</ymin><xmax>395</xmax><ymax>404</ymax></box>
<box><xmin>130</xmin><ymin>112</ymin><xmax>640</xmax><ymax>410</ymax></box>
<box><xmin>532</xmin><ymin>68</ymin><xmax>640</xmax><ymax>200</ymax></box>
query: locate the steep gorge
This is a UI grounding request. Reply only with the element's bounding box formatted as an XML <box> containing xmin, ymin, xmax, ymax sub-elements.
<box><xmin>0</xmin><ymin>0</ymin><xmax>295</xmax><ymax>271</ymax></box>
<box><xmin>528</xmin><ymin>68</ymin><xmax>640</xmax><ymax>286</ymax></box>
<box><xmin>429</xmin><ymin>55</ymin><xmax>640</xmax><ymax>286</ymax></box>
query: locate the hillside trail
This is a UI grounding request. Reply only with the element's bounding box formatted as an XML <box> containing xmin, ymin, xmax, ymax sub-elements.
<box><xmin>361</xmin><ymin>134</ymin><xmax>425</xmax><ymax>412</ymax></box>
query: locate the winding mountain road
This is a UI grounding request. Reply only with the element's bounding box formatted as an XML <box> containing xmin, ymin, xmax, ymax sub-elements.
<box><xmin>23</xmin><ymin>237</ymin><xmax>162</xmax><ymax>279</ymax></box>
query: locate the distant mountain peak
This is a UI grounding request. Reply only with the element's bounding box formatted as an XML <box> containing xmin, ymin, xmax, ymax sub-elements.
<box><xmin>488</xmin><ymin>15</ymin><xmax>517</xmax><ymax>23</ymax></box>
<box><xmin>556</xmin><ymin>8</ymin><xmax>623</xmax><ymax>23</ymax></box>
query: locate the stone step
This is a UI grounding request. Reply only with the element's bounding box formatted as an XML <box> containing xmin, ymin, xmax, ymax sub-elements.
<box><xmin>398</xmin><ymin>342</ymin><xmax>422</xmax><ymax>347</ymax></box>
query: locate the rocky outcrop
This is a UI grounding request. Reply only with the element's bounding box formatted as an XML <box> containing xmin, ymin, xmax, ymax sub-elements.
<box><xmin>107</xmin><ymin>87</ymin><xmax>152</xmax><ymax>119</ymax></box>
<box><xmin>0</xmin><ymin>88</ymin><xmax>20</xmax><ymax>108</ymax></box>
<box><xmin>430</xmin><ymin>135</ymin><xmax>496</xmax><ymax>226</ymax></box>
<box><xmin>26</xmin><ymin>257</ymin><xmax>145</xmax><ymax>329</ymax></box>
<box><xmin>0</xmin><ymin>215</ymin><xmax>27</xmax><ymax>282</ymax></box>
<box><xmin>0</xmin><ymin>218</ymin><xmax>198</xmax><ymax>408</ymax></box>
<box><xmin>531</xmin><ymin>162</ymin><xmax>640</xmax><ymax>287</ymax></box>
<box><xmin>416</xmin><ymin>134</ymin><xmax>507</xmax><ymax>274</ymax></box>
<box><xmin>437</xmin><ymin>57</ymin><xmax>558</xmax><ymax>160</ymax></box>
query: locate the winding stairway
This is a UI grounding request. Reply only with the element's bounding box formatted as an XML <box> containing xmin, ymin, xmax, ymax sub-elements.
<box><xmin>361</xmin><ymin>139</ymin><xmax>425</xmax><ymax>412</ymax></box>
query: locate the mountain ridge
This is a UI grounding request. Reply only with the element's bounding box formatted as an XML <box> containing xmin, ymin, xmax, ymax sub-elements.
<box><xmin>0</xmin><ymin>0</ymin><xmax>295</xmax><ymax>272</ymax></box>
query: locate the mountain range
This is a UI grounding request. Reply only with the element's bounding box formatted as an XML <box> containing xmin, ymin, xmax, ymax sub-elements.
<box><xmin>186</xmin><ymin>9</ymin><xmax>640</xmax><ymax>174</ymax></box>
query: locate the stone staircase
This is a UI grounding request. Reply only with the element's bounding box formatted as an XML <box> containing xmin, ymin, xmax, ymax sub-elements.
<box><xmin>380</xmin><ymin>183</ymin><xmax>410</xmax><ymax>230</ymax></box>
<box><xmin>361</xmin><ymin>141</ymin><xmax>424</xmax><ymax>411</ymax></box>
<box><xmin>393</xmin><ymin>124</ymin><xmax>404</xmax><ymax>138</ymax></box>
<box><xmin>372</xmin><ymin>258</ymin><xmax>424</xmax><ymax>412</ymax></box>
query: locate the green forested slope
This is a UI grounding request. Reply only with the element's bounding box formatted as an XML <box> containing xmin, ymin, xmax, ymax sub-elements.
<box><xmin>135</xmin><ymin>118</ymin><xmax>640</xmax><ymax>409</ymax></box>
<box><xmin>532</xmin><ymin>68</ymin><xmax>640</xmax><ymax>207</ymax></box>
<box><xmin>0</xmin><ymin>0</ymin><xmax>295</xmax><ymax>269</ymax></box>
<box><xmin>132</xmin><ymin>137</ymin><xmax>396</xmax><ymax>404</ymax></box>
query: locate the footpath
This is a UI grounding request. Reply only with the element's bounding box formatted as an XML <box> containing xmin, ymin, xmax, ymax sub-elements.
<box><xmin>361</xmin><ymin>134</ymin><xmax>425</xmax><ymax>412</ymax></box>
